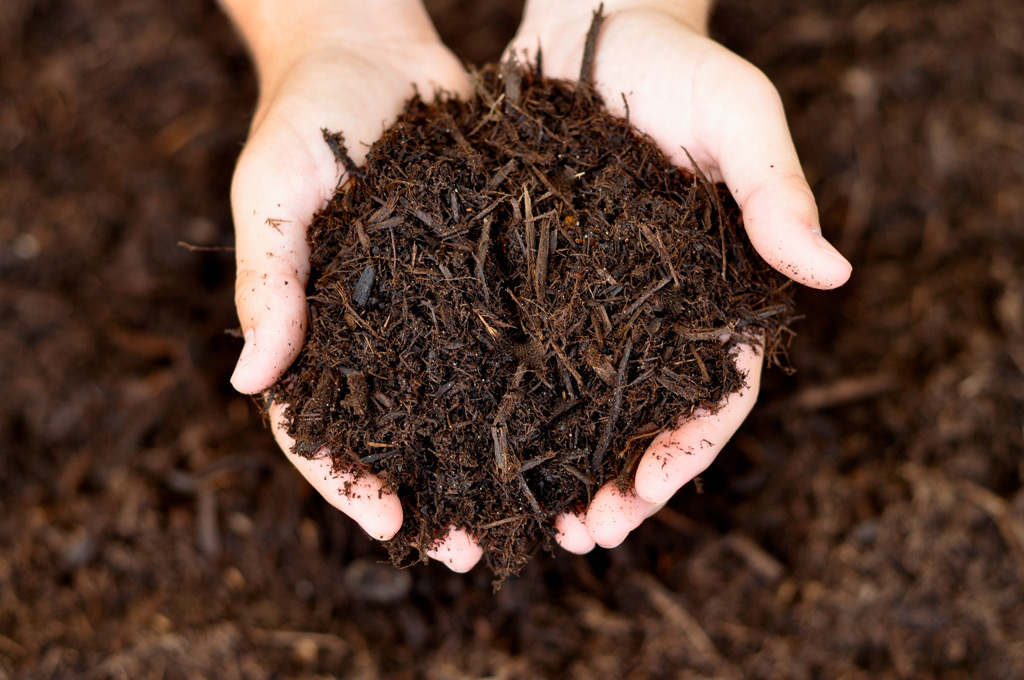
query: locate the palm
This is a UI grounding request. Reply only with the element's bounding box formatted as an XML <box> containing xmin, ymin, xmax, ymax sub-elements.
<box><xmin>516</xmin><ymin>10</ymin><xmax>780</xmax><ymax>194</ymax></box>
<box><xmin>236</xmin><ymin>44</ymin><xmax>473</xmax><ymax>253</ymax></box>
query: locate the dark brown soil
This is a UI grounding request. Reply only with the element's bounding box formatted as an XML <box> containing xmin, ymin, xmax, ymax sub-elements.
<box><xmin>2</xmin><ymin>0</ymin><xmax>1022</xmax><ymax>677</ymax></box>
<box><xmin>280</xmin><ymin>59</ymin><xmax>792</xmax><ymax>580</ymax></box>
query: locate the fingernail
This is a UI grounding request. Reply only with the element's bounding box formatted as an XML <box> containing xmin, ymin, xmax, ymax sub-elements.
<box><xmin>597</xmin><ymin>532</ymin><xmax>628</xmax><ymax>549</ymax></box>
<box><xmin>812</xmin><ymin>229</ymin><xmax>850</xmax><ymax>265</ymax></box>
<box><xmin>359</xmin><ymin>519</ymin><xmax>399</xmax><ymax>542</ymax></box>
<box><xmin>231</xmin><ymin>329</ymin><xmax>256</xmax><ymax>382</ymax></box>
<box><xmin>641</xmin><ymin>491</ymin><xmax>670</xmax><ymax>506</ymax></box>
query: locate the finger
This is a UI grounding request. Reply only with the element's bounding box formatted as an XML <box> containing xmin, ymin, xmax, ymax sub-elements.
<box><xmin>269</xmin><ymin>402</ymin><xmax>403</xmax><ymax>540</ymax></box>
<box><xmin>229</xmin><ymin>122</ymin><xmax>330</xmax><ymax>394</ymax></box>
<box><xmin>554</xmin><ymin>511</ymin><xmax>596</xmax><ymax>554</ymax></box>
<box><xmin>706</xmin><ymin>66</ymin><xmax>852</xmax><ymax>290</ymax></box>
<box><xmin>634</xmin><ymin>344</ymin><xmax>763</xmax><ymax>505</ymax></box>
<box><xmin>425</xmin><ymin>527</ymin><xmax>484</xmax><ymax>573</ymax></box>
<box><xmin>584</xmin><ymin>484</ymin><xmax>664</xmax><ymax>549</ymax></box>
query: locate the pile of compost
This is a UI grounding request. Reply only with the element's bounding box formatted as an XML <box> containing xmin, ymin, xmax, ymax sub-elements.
<box><xmin>275</xmin><ymin>57</ymin><xmax>794</xmax><ymax>580</ymax></box>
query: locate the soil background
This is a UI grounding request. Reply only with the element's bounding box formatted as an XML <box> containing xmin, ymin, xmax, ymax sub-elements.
<box><xmin>1</xmin><ymin>0</ymin><xmax>1022</xmax><ymax>678</ymax></box>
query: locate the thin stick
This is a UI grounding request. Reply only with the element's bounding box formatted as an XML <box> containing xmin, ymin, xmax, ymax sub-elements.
<box><xmin>478</xmin><ymin>515</ymin><xmax>526</xmax><ymax>531</ymax></box>
<box><xmin>321</xmin><ymin>128</ymin><xmax>363</xmax><ymax>180</ymax></box>
<box><xmin>579</xmin><ymin>4</ymin><xmax>607</xmax><ymax>88</ymax></box>
<box><xmin>518</xmin><ymin>475</ymin><xmax>541</xmax><ymax>513</ymax></box>
<box><xmin>485</xmin><ymin>159</ymin><xmax>518</xmax><ymax>191</ymax></box>
<box><xmin>592</xmin><ymin>337</ymin><xmax>632</xmax><ymax>472</ymax></box>
<box><xmin>519</xmin><ymin>451</ymin><xmax>557</xmax><ymax>474</ymax></box>
<box><xmin>475</xmin><ymin>216</ymin><xmax>492</xmax><ymax>304</ymax></box>
<box><xmin>466</xmin><ymin>66</ymin><xmax>496</xmax><ymax>109</ymax></box>
<box><xmin>617</xmin><ymin>276</ymin><xmax>672</xmax><ymax>322</ymax></box>
<box><xmin>177</xmin><ymin>241</ymin><xmax>233</xmax><ymax>252</ymax></box>
<box><xmin>534</xmin><ymin>215</ymin><xmax>551</xmax><ymax>301</ymax></box>
<box><xmin>690</xmin><ymin>344</ymin><xmax>710</xmax><ymax>382</ymax></box>
<box><xmin>682</xmin><ymin>146</ymin><xmax>727</xmax><ymax>278</ymax></box>
<box><xmin>523</xmin><ymin>184</ymin><xmax>536</xmax><ymax>266</ymax></box>
<box><xmin>628</xmin><ymin>571</ymin><xmax>739</xmax><ymax>677</ymax></box>
<box><xmin>673</xmin><ymin>324</ymin><xmax>733</xmax><ymax>342</ymax></box>
<box><xmin>639</xmin><ymin>223</ymin><xmax>680</xmax><ymax>288</ymax></box>
<box><xmin>501</xmin><ymin>53</ymin><xmax>522</xmax><ymax>105</ymax></box>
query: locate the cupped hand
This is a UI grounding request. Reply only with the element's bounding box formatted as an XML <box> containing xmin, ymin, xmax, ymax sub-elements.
<box><xmin>226</xmin><ymin>3</ymin><xmax>481</xmax><ymax>571</ymax></box>
<box><xmin>509</xmin><ymin>0</ymin><xmax>853</xmax><ymax>552</ymax></box>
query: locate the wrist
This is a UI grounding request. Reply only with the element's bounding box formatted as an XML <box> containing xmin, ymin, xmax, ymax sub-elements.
<box><xmin>519</xmin><ymin>0</ymin><xmax>712</xmax><ymax>39</ymax></box>
<box><xmin>221</xmin><ymin>0</ymin><xmax>439</xmax><ymax>87</ymax></box>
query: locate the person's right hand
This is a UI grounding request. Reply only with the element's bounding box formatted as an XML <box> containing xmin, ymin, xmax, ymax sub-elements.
<box><xmin>223</xmin><ymin>0</ymin><xmax>482</xmax><ymax>571</ymax></box>
<box><xmin>508</xmin><ymin>0</ymin><xmax>853</xmax><ymax>553</ymax></box>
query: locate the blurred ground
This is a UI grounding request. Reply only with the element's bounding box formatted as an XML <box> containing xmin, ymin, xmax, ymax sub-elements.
<box><xmin>1</xmin><ymin>0</ymin><xmax>1022</xmax><ymax>678</ymax></box>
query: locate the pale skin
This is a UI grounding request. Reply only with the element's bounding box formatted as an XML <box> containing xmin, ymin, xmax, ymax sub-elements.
<box><xmin>222</xmin><ymin>0</ymin><xmax>852</xmax><ymax>571</ymax></box>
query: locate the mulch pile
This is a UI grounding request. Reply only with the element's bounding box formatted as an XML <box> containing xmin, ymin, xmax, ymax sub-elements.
<box><xmin>278</xmin><ymin>55</ymin><xmax>792</xmax><ymax>580</ymax></box>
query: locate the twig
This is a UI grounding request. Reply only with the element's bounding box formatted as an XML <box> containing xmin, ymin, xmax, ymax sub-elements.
<box><xmin>518</xmin><ymin>475</ymin><xmax>541</xmax><ymax>513</ymax></box>
<box><xmin>253</xmin><ymin>629</ymin><xmax>350</xmax><ymax>654</ymax></box>
<box><xmin>501</xmin><ymin>53</ymin><xmax>523</xmax><ymax>105</ymax></box>
<box><xmin>628</xmin><ymin>570</ymin><xmax>742</xmax><ymax>679</ymax></box>
<box><xmin>690</xmin><ymin>344</ymin><xmax>710</xmax><ymax>382</ymax></box>
<box><xmin>901</xmin><ymin>463</ymin><xmax>1024</xmax><ymax>583</ymax></box>
<box><xmin>523</xmin><ymin>185</ymin><xmax>536</xmax><ymax>289</ymax></box>
<box><xmin>467</xmin><ymin>66</ymin><xmax>497</xmax><ymax>109</ymax></box>
<box><xmin>722</xmin><ymin>533</ymin><xmax>785</xmax><ymax>584</ymax></box>
<box><xmin>441</xmin><ymin>112</ymin><xmax>476</xmax><ymax>157</ymax></box>
<box><xmin>519</xmin><ymin>451</ymin><xmax>557</xmax><ymax>474</ymax></box>
<box><xmin>196</xmin><ymin>486</ymin><xmax>220</xmax><ymax>556</ymax></box>
<box><xmin>682</xmin><ymin>146</ymin><xmax>727</xmax><ymax>278</ymax></box>
<box><xmin>617</xmin><ymin>276</ymin><xmax>672</xmax><ymax>322</ymax></box>
<box><xmin>321</xmin><ymin>128</ymin><xmax>363</xmax><ymax>180</ymax></box>
<box><xmin>534</xmin><ymin>214</ymin><xmax>551</xmax><ymax>301</ymax></box>
<box><xmin>475</xmin><ymin>216</ymin><xmax>493</xmax><ymax>304</ymax></box>
<box><xmin>673</xmin><ymin>323</ymin><xmax>733</xmax><ymax>342</ymax></box>
<box><xmin>177</xmin><ymin>241</ymin><xmax>233</xmax><ymax>252</ymax></box>
<box><xmin>548</xmin><ymin>336</ymin><xmax>585</xmax><ymax>391</ymax></box>
<box><xmin>0</xmin><ymin>634</ymin><xmax>26</xmax><ymax>658</ymax></box>
<box><xmin>360</xmin><ymin>449</ymin><xmax>400</xmax><ymax>465</ymax></box>
<box><xmin>789</xmin><ymin>373</ymin><xmax>897</xmax><ymax>410</ymax></box>
<box><xmin>485</xmin><ymin>159</ymin><xmax>518</xmax><ymax>191</ymax></box>
<box><xmin>592</xmin><ymin>338</ymin><xmax>631</xmax><ymax>472</ymax></box>
<box><xmin>579</xmin><ymin>4</ymin><xmax>607</xmax><ymax>88</ymax></box>
<box><xmin>332</xmin><ymin>290</ymin><xmax>379</xmax><ymax>338</ymax></box>
<box><xmin>468</xmin><ymin>197</ymin><xmax>504</xmax><ymax>225</ymax></box>
<box><xmin>955</xmin><ymin>477</ymin><xmax>1024</xmax><ymax>582</ymax></box>
<box><xmin>639</xmin><ymin>223</ymin><xmax>680</xmax><ymax>288</ymax></box>
<box><xmin>478</xmin><ymin>515</ymin><xmax>526</xmax><ymax>531</ymax></box>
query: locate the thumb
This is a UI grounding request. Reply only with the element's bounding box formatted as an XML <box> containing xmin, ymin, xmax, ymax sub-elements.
<box><xmin>711</xmin><ymin>71</ymin><xmax>852</xmax><ymax>290</ymax></box>
<box><xmin>229</xmin><ymin>125</ymin><xmax>330</xmax><ymax>394</ymax></box>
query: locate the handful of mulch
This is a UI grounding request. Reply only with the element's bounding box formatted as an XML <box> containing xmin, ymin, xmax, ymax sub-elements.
<box><xmin>274</xmin><ymin>49</ymin><xmax>794</xmax><ymax>582</ymax></box>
